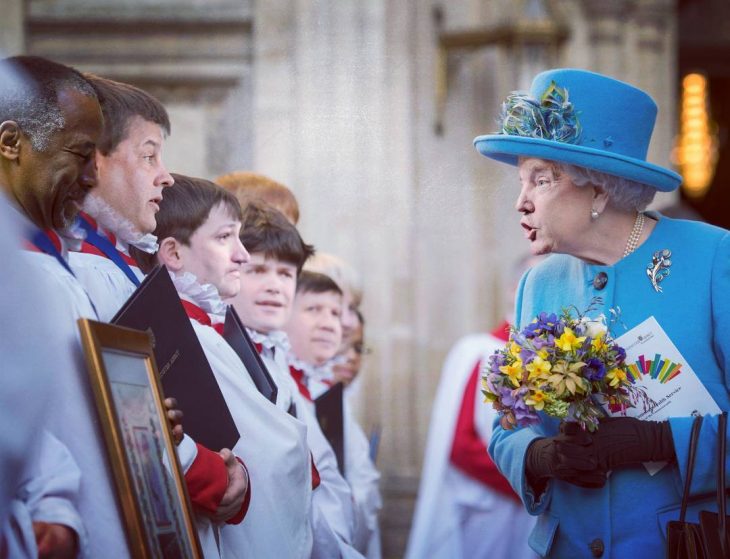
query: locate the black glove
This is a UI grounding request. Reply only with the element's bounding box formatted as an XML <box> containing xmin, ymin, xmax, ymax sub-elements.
<box><xmin>590</xmin><ymin>417</ymin><xmax>675</xmax><ymax>470</ymax></box>
<box><xmin>525</xmin><ymin>422</ymin><xmax>607</xmax><ymax>490</ymax></box>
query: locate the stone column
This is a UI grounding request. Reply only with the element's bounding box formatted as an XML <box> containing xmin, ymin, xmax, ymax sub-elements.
<box><xmin>0</xmin><ymin>0</ymin><xmax>24</xmax><ymax>55</ymax></box>
<box><xmin>582</xmin><ymin>0</ymin><xmax>636</xmax><ymax>76</ymax></box>
<box><xmin>633</xmin><ymin>0</ymin><xmax>679</xmax><ymax>208</ymax></box>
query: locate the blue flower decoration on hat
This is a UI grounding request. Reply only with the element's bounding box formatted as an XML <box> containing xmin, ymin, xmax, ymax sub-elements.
<box><xmin>499</xmin><ymin>81</ymin><xmax>581</xmax><ymax>145</ymax></box>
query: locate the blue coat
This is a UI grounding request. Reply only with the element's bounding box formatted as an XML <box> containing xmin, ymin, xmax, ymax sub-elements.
<box><xmin>489</xmin><ymin>215</ymin><xmax>730</xmax><ymax>557</ymax></box>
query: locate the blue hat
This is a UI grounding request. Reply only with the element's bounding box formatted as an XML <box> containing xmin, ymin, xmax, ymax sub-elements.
<box><xmin>473</xmin><ymin>68</ymin><xmax>682</xmax><ymax>192</ymax></box>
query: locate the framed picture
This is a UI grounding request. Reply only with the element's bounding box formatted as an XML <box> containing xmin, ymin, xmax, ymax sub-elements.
<box><xmin>78</xmin><ymin>319</ymin><xmax>202</xmax><ymax>558</ymax></box>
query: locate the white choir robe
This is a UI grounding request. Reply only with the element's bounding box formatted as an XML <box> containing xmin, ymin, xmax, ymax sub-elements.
<box><xmin>70</xmin><ymin>249</ymin><xmax>230</xmax><ymax>556</ymax></box>
<box><xmin>0</xmin><ymin>196</ymin><xmax>60</xmax><ymax>529</ymax></box>
<box><xmin>406</xmin><ymin>333</ymin><xmax>537</xmax><ymax>559</ymax></box>
<box><xmin>254</xmin><ymin>337</ymin><xmax>361</xmax><ymax>559</ymax></box>
<box><xmin>69</xmin><ymin>250</ymin><xmax>143</xmax><ymax>322</ymax></box>
<box><xmin>308</xmin><ymin>377</ymin><xmax>382</xmax><ymax>558</ymax></box>
<box><xmin>3</xmin><ymin>432</ymin><xmax>87</xmax><ymax>557</ymax></box>
<box><xmin>19</xmin><ymin>249</ymin><xmax>131</xmax><ymax>557</ymax></box>
<box><xmin>191</xmin><ymin>322</ymin><xmax>314</xmax><ymax>559</ymax></box>
<box><xmin>288</xmin><ymin>388</ymin><xmax>362</xmax><ymax>559</ymax></box>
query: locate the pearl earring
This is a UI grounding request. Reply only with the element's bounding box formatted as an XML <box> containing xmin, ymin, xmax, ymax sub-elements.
<box><xmin>591</xmin><ymin>208</ymin><xmax>600</xmax><ymax>220</ymax></box>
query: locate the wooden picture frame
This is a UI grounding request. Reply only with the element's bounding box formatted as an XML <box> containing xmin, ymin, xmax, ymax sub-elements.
<box><xmin>78</xmin><ymin>319</ymin><xmax>202</xmax><ymax>558</ymax></box>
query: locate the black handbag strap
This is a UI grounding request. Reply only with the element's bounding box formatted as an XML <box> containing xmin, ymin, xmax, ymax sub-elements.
<box><xmin>717</xmin><ymin>411</ymin><xmax>727</xmax><ymax>555</ymax></box>
<box><xmin>680</xmin><ymin>415</ymin><xmax>704</xmax><ymax>522</ymax></box>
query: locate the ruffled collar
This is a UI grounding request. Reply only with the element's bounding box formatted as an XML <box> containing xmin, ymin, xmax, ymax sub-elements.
<box><xmin>247</xmin><ymin>328</ymin><xmax>291</xmax><ymax>354</ymax></box>
<box><xmin>287</xmin><ymin>353</ymin><xmax>335</xmax><ymax>382</ymax></box>
<box><xmin>170</xmin><ymin>271</ymin><xmax>227</xmax><ymax>324</ymax></box>
<box><xmin>81</xmin><ymin>193</ymin><xmax>159</xmax><ymax>254</ymax></box>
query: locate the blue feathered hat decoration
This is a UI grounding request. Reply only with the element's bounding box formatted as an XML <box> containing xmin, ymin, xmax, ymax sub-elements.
<box><xmin>499</xmin><ymin>81</ymin><xmax>581</xmax><ymax>145</ymax></box>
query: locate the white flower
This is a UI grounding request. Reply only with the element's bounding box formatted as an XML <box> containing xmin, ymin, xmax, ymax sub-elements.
<box><xmin>579</xmin><ymin>314</ymin><xmax>608</xmax><ymax>338</ymax></box>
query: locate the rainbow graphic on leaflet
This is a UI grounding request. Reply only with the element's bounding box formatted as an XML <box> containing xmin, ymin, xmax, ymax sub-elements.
<box><xmin>625</xmin><ymin>353</ymin><xmax>683</xmax><ymax>385</ymax></box>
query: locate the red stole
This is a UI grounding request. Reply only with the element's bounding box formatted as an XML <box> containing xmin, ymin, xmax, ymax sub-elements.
<box><xmin>289</xmin><ymin>366</ymin><xmax>313</xmax><ymax>402</ymax></box>
<box><xmin>181</xmin><ymin>300</ymin><xmax>224</xmax><ymax>335</ymax></box>
<box><xmin>449</xmin><ymin>321</ymin><xmax>519</xmax><ymax>501</ymax></box>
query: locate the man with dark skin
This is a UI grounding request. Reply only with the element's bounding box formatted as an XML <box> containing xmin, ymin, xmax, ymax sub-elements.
<box><xmin>0</xmin><ymin>55</ymin><xmax>105</xmax><ymax>559</ymax></box>
<box><xmin>0</xmin><ymin>57</ymin><xmax>189</xmax><ymax>559</ymax></box>
<box><xmin>0</xmin><ymin>82</ymin><xmax>100</xmax><ymax>232</ymax></box>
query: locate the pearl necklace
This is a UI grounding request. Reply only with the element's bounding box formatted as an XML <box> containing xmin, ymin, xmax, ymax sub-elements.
<box><xmin>623</xmin><ymin>212</ymin><xmax>645</xmax><ymax>257</ymax></box>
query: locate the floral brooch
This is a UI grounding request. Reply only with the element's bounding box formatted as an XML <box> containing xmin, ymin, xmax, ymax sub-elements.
<box><xmin>647</xmin><ymin>249</ymin><xmax>671</xmax><ymax>292</ymax></box>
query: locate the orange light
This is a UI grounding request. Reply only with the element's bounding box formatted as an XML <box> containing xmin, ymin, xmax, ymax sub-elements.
<box><xmin>676</xmin><ymin>73</ymin><xmax>718</xmax><ymax>198</ymax></box>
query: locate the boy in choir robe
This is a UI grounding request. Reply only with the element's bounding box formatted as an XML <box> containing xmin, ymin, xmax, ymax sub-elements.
<box><xmin>227</xmin><ymin>202</ymin><xmax>361</xmax><ymax>558</ymax></box>
<box><xmin>300</xmin><ymin>256</ymin><xmax>383</xmax><ymax>558</ymax></box>
<box><xmin>134</xmin><ymin>174</ymin><xmax>315</xmax><ymax>559</ymax></box>
<box><xmin>0</xmin><ymin>55</ymin><xmax>130</xmax><ymax>557</ymax></box>
<box><xmin>285</xmin><ymin>271</ymin><xmax>380</xmax><ymax>557</ymax></box>
<box><xmin>66</xmin><ymin>75</ymin><xmax>248</xmax><ymax>555</ymax></box>
<box><xmin>215</xmin><ymin>171</ymin><xmax>300</xmax><ymax>225</ymax></box>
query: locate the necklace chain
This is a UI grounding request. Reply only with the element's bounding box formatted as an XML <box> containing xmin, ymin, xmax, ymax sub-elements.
<box><xmin>623</xmin><ymin>212</ymin><xmax>645</xmax><ymax>257</ymax></box>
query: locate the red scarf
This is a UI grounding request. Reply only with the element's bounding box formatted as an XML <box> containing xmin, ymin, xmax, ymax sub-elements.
<box><xmin>490</xmin><ymin>319</ymin><xmax>511</xmax><ymax>342</ymax></box>
<box><xmin>181</xmin><ymin>299</ymin><xmax>224</xmax><ymax>335</ymax></box>
<box><xmin>289</xmin><ymin>366</ymin><xmax>313</xmax><ymax>402</ymax></box>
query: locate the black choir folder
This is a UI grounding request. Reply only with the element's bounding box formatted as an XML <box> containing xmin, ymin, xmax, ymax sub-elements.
<box><xmin>112</xmin><ymin>266</ymin><xmax>239</xmax><ymax>451</ymax></box>
<box><xmin>221</xmin><ymin>307</ymin><xmax>278</xmax><ymax>405</ymax></box>
<box><xmin>315</xmin><ymin>383</ymin><xmax>345</xmax><ymax>476</ymax></box>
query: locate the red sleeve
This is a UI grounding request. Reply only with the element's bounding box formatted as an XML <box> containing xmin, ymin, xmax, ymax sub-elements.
<box><xmin>184</xmin><ymin>444</ymin><xmax>228</xmax><ymax>514</ymax></box>
<box><xmin>310</xmin><ymin>452</ymin><xmax>321</xmax><ymax>490</ymax></box>
<box><xmin>449</xmin><ymin>361</ymin><xmax>520</xmax><ymax>502</ymax></box>
<box><xmin>225</xmin><ymin>457</ymin><xmax>251</xmax><ymax>525</ymax></box>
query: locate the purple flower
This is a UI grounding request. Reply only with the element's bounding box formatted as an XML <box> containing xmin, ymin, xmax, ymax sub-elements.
<box><xmin>523</xmin><ymin>312</ymin><xmax>559</xmax><ymax>338</ymax></box>
<box><xmin>489</xmin><ymin>352</ymin><xmax>507</xmax><ymax>373</ymax></box>
<box><xmin>612</xmin><ymin>345</ymin><xmax>627</xmax><ymax>364</ymax></box>
<box><xmin>532</xmin><ymin>334</ymin><xmax>555</xmax><ymax>350</ymax></box>
<box><xmin>512</xmin><ymin>388</ymin><xmax>542</xmax><ymax>425</ymax></box>
<box><xmin>584</xmin><ymin>357</ymin><xmax>606</xmax><ymax>381</ymax></box>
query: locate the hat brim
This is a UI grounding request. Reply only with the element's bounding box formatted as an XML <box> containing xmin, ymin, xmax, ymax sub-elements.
<box><xmin>473</xmin><ymin>135</ymin><xmax>682</xmax><ymax>192</ymax></box>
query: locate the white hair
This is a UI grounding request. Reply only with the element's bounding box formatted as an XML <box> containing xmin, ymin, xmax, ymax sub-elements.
<box><xmin>557</xmin><ymin>163</ymin><xmax>656</xmax><ymax>212</ymax></box>
<box><xmin>0</xmin><ymin>57</ymin><xmax>96</xmax><ymax>152</ymax></box>
<box><xmin>304</xmin><ymin>252</ymin><xmax>363</xmax><ymax>307</ymax></box>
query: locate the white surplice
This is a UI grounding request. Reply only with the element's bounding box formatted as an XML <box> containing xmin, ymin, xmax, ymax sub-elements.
<box><xmin>174</xmin><ymin>275</ymin><xmax>313</xmax><ymax>559</ymax></box>
<box><xmin>406</xmin><ymin>333</ymin><xmax>537</xmax><ymax>559</ymax></box>
<box><xmin>301</xmin><ymin>360</ymin><xmax>382</xmax><ymax>559</ymax></box>
<box><xmin>248</xmin><ymin>330</ymin><xmax>362</xmax><ymax>558</ymax></box>
<box><xmin>17</xmin><ymin>224</ymin><xmax>131</xmax><ymax>557</ymax></box>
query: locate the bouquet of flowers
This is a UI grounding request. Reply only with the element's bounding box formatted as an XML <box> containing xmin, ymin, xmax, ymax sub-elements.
<box><xmin>482</xmin><ymin>304</ymin><xmax>633</xmax><ymax>432</ymax></box>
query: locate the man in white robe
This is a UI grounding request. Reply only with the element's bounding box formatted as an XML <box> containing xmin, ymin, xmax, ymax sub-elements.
<box><xmin>0</xmin><ymin>192</ymin><xmax>87</xmax><ymax>558</ymax></box>
<box><xmin>65</xmin><ymin>75</ymin><xmax>248</xmax><ymax>555</ymax></box>
<box><xmin>0</xmin><ymin>55</ymin><xmax>130</xmax><ymax>557</ymax></box>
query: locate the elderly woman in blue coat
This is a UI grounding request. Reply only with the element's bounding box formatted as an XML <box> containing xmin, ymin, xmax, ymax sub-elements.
<box><xmin>474</xmin><ymin>68</ymin><xmax>730</xmax><ymax>558</ymax></box>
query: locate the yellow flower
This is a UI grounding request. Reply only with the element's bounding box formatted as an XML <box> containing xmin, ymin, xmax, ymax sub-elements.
<box><xmin>591</xmin><ymin>333</ymin><xmax>608</xmax><ymax>352</ymax></box>
<box><xmin>509</xmin><ymin>342</ymin><xmax>522</xmax><ymax>358</ymax></box>
<box><xmin>537</xmin><ymin>348</ymin><xmax>549</xmax><ymax>360</ymax></box>
<box><xmin>525</xmin><ymin>390</ymin><xmax>547</xmax><ymax>411</ymax></box>
<box><xmin>556</xmin><ymin>327</ymin><xmax>586</xmax><ymax>353</ymax></box>
<box><xmin>526</xmin><ymin>356</ymin><xmax>552</xmax><ymax>380</ymax></box>
<box><xmin>499</xmin><ymin>359</ymin><xmax>524</xmax><ymax>387</ymax></box>
<box><xmin>606</xmin><ymin>367</ymin><xmax>628</xmax><ymax>388</ymax></box>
